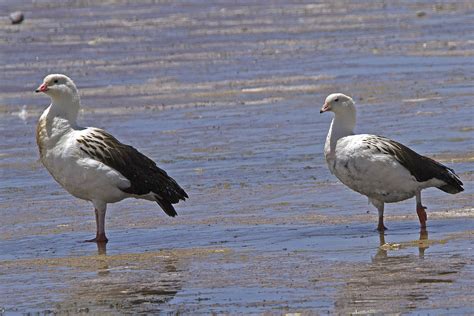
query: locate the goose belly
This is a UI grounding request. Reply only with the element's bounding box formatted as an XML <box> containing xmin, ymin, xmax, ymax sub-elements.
<box><xmin>42</xmin><ymin>150</ymin><xmax>129</xmax><ymax>203</ymax></box>
<box><xmin>332</xmin><ymin>154</ymin><xmax>419</xmax><ymax>203</ymax></box>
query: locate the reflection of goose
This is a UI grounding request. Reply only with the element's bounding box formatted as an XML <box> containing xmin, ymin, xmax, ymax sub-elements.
<box><xmin>96</xmin><ymin>241</ymin><xmax>107</xmax><ymax>256</ymax></box>
<box><xmin>334</xmin><ymin>230</ymin><xmax>442</xmax><ymax>313</ymax></box>
<box><xmin>35</xmin><ymin>74</ymin><xmax>188</xmax><ymax>243</ymax></box>
<box><xmin>418</xmin><ymin>229</ymin><xmax>429</xmax><ymax>258</ymax></box>
<box><xmin>373</xmin><ymin>232</ymin><xmax>388</xmax><ymax>261</ymax></box>
<box><xmin>374</xmin><ymin>229</ymin><xmax>429</xmax><ymax>262</ymax></box>
<box><xmin>321</xmin><ymin>93</ymin><xmax>463</xmax><ymax>231</ymax></box>
<box><xmin>59</xmin><ymin>252</ymin><xmax>183</xmax><ymax>313</ymax></box>
<box><xmin>96</xmin><ymin>242</ymin><xmax>109</xmax><ymax>277</ymax></box>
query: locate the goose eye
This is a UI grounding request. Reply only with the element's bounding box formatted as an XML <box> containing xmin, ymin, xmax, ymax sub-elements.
<box><xmin>53</xmin><ymin>79</ymin><xmax>59</xmax><ymax>84</ymax></box>
<box><xmin>334</xmin><ymin>98</ymin><xmax>339</xmax><ymax>102</ymax></box>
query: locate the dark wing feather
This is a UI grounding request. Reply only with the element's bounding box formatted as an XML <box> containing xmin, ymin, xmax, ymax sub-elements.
<box><xmin>77</xmin><ymin>128</ymin><xmax>188</xmax><ymax>216</ymax></box>
<box><xmin>363</xmin><ymin>136</ymin><xmax>463</xmax><ymax>194</ymax></box>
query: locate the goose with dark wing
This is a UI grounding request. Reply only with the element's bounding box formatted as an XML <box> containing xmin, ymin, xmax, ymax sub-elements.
<box><xmin>320</xmin><ymin>93</ymin><xmax>463</xmax><ymax>231</ymax></box>
<box><xmin>35</xmin><ymin>74</ymin><xmax>188</xmax><ymax>242</ymax></box>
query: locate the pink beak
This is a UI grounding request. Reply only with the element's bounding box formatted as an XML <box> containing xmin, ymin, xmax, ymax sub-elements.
<box><xmin>320</xmin><ymin>103</ymin><xmax>331</xmax><ymax>113</ymax></box>
<box><xmin>35</xmin><ymin>83</ymin><xmax>48</xmax><ymax>93</ymax></box>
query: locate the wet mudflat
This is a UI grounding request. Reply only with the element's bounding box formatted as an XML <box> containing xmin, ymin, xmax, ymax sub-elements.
<box><xmin>1</xmin><ymin>0</ymin><xmax>473</xmax><ymax>314</ymax></box>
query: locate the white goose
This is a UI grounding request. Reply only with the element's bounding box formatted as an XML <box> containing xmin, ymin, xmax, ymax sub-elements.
<box><xmin>35</xmin><ymin>74</ymin><xmax>188</xmax><ymax>242</ymax></box>
<box><xmin>321</xmin><ymin>93</ymin><xmax>463</xmax><ymax>231</ymax></box>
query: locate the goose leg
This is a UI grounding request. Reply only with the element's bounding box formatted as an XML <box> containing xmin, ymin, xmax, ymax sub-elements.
<box><xmin>371</xmin><ymin>199</ymin><xmax>387</xmax><ymax>231</ymax></box>
<box><xmin>377</xmin><ymin>206</ymin><xmax>388</xmax><ymax>231</ymax></box>
<box><xmin>415</xmin><ymin>191</ymin><xmax>427</xmax><ymax>228</ymax></box>
<box><xmin>85</xmin><ymin>202</ymin><xmax>108</xmax><ymax>243</ymax></box>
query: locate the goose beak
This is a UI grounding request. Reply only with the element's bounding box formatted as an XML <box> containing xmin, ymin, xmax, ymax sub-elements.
<box><xmin>320</xmin><ymin>103</ymin><xmax>330</xmax><ymax>113</ymax></box>
<box><xmin>35</xmin><ymin>83</ymin><xmax>48</xmax><ymax>93</ymax></box>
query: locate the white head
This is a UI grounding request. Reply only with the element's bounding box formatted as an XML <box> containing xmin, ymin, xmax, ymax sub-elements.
<box><xmin>320</xmin><ymin>93</ymin><xmax>355</xmax><ymax>114</ymax></box>
<box><xmin>35</xmin><ymin>74</ymin><xmax>79</xmax><ymax>101</ymax></box>
<box><xmin>35</xmin><ymin>74</ymin><xmax>80</xmax><ymax>122</ymax></box>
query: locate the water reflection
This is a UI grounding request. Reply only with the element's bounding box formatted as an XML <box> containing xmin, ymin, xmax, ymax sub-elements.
<box><xmin>374</xmin><ymin>229</ymin><xmax>429</xmax><ymax>261</ymax></box>
<box><xmin>335</xmin><ymin>229</ymin><xmax>435</xmax><ymax>313</ymax></box>
<box><xmin>96</xmin><ymin>241</ymin><xmax>107</xmax><ymax>255</ymax></box>
<box><xmin>418</xmin><ymin>229</ymin><xmax>429</xmax><ymax>258</ymax></box>
<box><xmin>54</xmin><ymin>250</ymin><xmax>183</xmax><ymax>313</ymax></box>
<box><xmin>96</xmin><ymin>242</ymin><xmax>109</xmax><ymax>276</ymax></box>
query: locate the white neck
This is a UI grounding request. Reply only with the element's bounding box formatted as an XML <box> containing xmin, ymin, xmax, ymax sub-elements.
<box><xmin>324</xmin><ymin>105</ymin><xmax>356</xmax><ymax>160</ymax></box>
<box><xmin>46</xmin><ymin>92</ymin><xmax>80</xmax><ymax>126</ymax></box>
<box><xmin>331</xmin><ymin>107</ymin><xmax>356</xmax><ymax>138</ymax></box>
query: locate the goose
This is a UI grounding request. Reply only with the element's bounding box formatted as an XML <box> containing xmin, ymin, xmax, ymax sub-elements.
<box><xmin>321</xmin><ymin>93</ymin><xmax>463</xmax><ymax>231</ymax></box>
<box><xmin>35</xmin><ymin>74</ymin><xmax>188</xmax><ymax>242</ymax></box>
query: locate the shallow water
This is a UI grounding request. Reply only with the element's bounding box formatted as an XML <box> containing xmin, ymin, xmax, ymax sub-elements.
<box><xmin>1</xmin><ymin>0</ymin><xmax>473</xmax><ymax>314</ymax></box>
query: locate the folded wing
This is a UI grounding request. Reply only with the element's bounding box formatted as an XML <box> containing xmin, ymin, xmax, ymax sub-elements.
<box><xmin>76</xmin><ymin>128</ymin><xmax>188</xmax><ymax>216</ymax></box>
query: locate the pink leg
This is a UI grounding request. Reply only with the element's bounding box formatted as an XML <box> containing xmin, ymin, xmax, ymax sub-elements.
<box><xmin>84</xmin><ymin>206</ymin><xmax>108</xmax><ymax>243</ymax></box>
<box><xmin>416</xmin><ymin>191</ymin><xmax>427</xmax><ymax>228</ymax></box>
<box><xmin>371</xmin><ymin>199</ymin><xmax>387</xmax><ymax>231</ymax></box>
<box><xmin>377</xmin><ymin>216</ymin><xmax>387</xmax><ymax>231</ymax></box>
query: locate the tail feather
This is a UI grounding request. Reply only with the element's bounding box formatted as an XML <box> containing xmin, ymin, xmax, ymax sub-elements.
<box><xmin>436</xmin><ymin>166</ymin><xmax>464</xmax><ymax>194</ymax></box>
<box><xmin>152</xmin><ymin>182</ymin><xmax>187</xmax><ymax>217</ymax></box>
<box><xmin>156</xmin><ymin>199</ymin><xmax>178</xmax><ymax>217</ymax></box>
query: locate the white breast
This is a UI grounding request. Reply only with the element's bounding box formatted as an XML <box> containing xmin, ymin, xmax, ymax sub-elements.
<box><xmin>37</xmin><ymin>113</ymin><xmax>130</xmax><ymax>203</ymax></box>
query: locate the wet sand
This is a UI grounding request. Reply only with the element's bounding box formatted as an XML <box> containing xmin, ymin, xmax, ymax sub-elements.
<box><xmin>1</xmin><ymin>0</ymin><xmax>473</xmax><ymax>314</ymax></box>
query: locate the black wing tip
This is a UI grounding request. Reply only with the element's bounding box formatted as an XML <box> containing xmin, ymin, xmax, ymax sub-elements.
<box><xmin>181</xmin><ymin>189</ymin><xmax>189</xmax><ymax>200</ymax></box>
<box><xmin>439</xmin><ymin>183</ymin><xmax>464</xmax><ymax>194</ymax></box>
<box><xmin>156</xmin><ymin>199</ymin><xmax>178</xmax><ymax>217</ymax></box>
<box><xmin>169</xmin><ymin>183</ymin><xmax>188</xmax><ymax>201</ymax></box>
<box><xmin>437</xmin><ymin>168</ymin><xmax>464</xmax><ymax>194</ymax></box>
